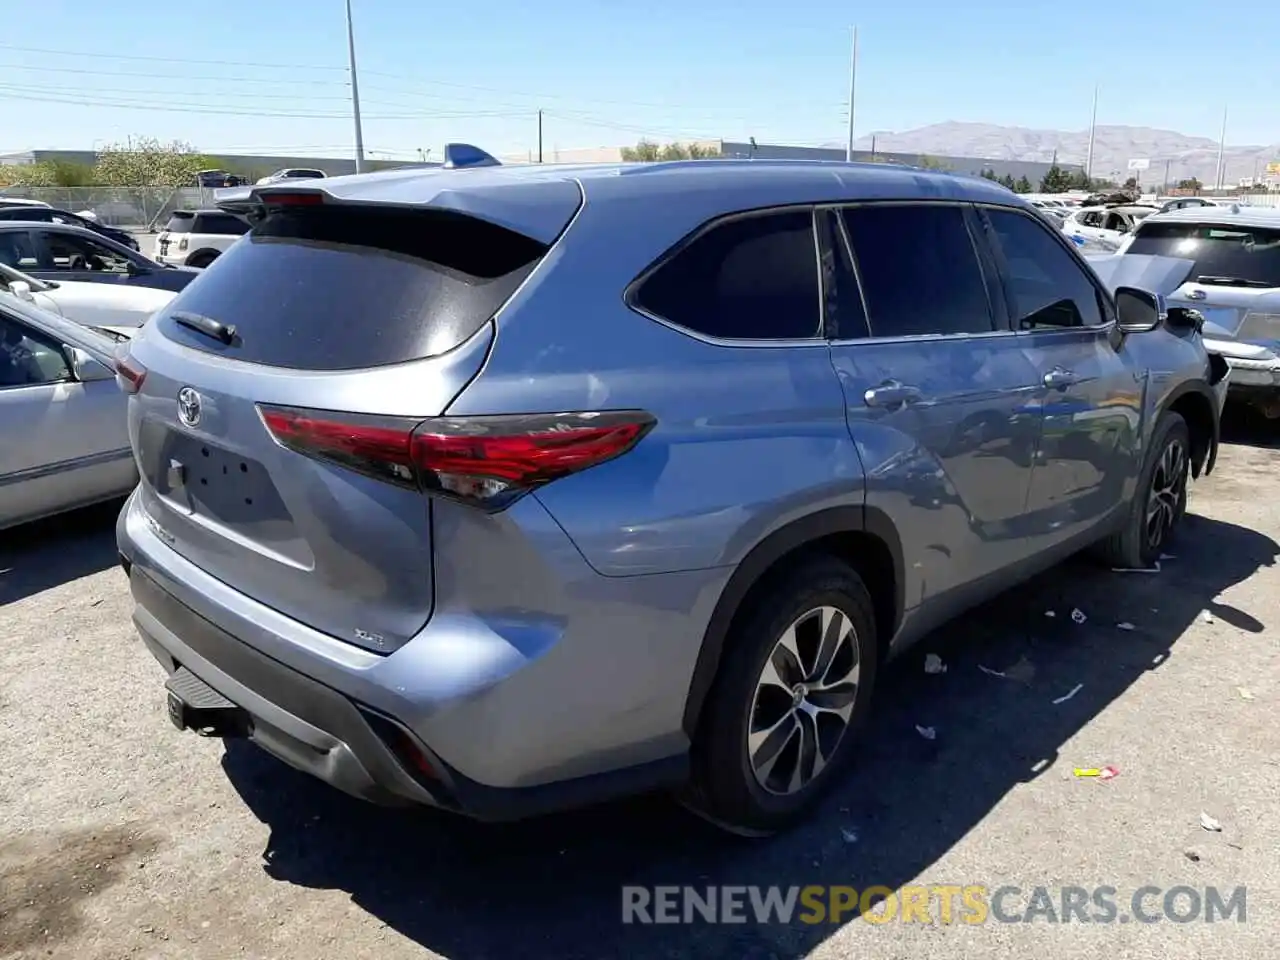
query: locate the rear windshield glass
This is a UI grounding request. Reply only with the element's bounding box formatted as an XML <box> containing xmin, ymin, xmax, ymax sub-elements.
<box><xmin>286</xmin><ymin>170</ymin><xmax>324</xmax><ymax>178</ymax></box>
<box><xmin>1128</xmin><ymin>221</ymin><xmax>1280</xmax><ymax>287</ymax></box>
<box><xmin>164</xmin><ymin>213</ymin><xmax>194</xmax><ymax>233</ymax></box>
<box><xmin>154</xmin><ymin>205</ymin><xmax>548</xmax><ymax>370</ymax></box>
<box><xmin>193</xmin><ymin>213</ymin><xmax>250</xmax><ymax>236</ymax></box>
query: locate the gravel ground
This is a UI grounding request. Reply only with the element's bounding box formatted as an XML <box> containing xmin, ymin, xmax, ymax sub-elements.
<box><xmin>2</xmin><ymin>410</ymin><xmax>1278</xmax><ymax>960</ymax></box>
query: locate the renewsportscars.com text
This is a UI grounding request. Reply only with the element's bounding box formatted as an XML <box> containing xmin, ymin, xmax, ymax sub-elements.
<box><xmin>621</xmin><ymin>884</ymin><xmax>1247</xmax><ymax>925</ymax></box>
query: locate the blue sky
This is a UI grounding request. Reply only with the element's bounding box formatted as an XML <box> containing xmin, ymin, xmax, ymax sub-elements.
<box><xmin>3</xmin><ymin>0</ymin><xmax>1277</xmax><ymax>162</ymax></box>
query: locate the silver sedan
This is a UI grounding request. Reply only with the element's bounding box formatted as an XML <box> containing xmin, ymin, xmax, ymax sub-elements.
<box><xmin>0</xmin><ymin>291</ymin><xmax>136</xmax><ymax>530</ymax></box>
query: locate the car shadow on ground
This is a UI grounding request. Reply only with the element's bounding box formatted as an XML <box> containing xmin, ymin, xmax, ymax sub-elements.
<box><xmin>220</xmin><ymin>509</ymin><xmax>1278</xmax><ymax>960</ymax></box>
<box><xmin>0</xmin><ymin>498</ymin><xmax>125</xmax><ymax>605</ymax></box>
<box><xmin>1220</xmin><ymin>401</ymin><xmax>1280</xmax><ymax>450</ymax></box>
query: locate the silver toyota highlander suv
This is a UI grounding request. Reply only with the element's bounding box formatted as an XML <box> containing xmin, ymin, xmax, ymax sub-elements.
<box><xmin>116</xmin><ymin>161</ymin><xmax>1227</xmax><ymax>834</ymax></box>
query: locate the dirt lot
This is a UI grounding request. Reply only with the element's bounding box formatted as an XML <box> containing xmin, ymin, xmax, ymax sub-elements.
<box><xmin>2</xmin><ymin>411</ymin><xmax>1278</xmax><ymax>960</ymax></box>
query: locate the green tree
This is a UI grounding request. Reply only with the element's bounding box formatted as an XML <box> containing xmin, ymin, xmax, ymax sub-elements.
<box><xmin>1065</xmin><ymin>169</ymin><xmax>1094</xmax><ymax>191</ymax></box>
<box><xmin>1014</xmin><ymin>175</ymin><xmax>1033</xmax><ymax>193</ymax></box>
<box><xmin>0</xmin><ymin>162</ymin><xmax>58</xmax><ymax>187</ymax></box>
<box><xmin>1039</xmin><ymin>164</ymin><xmax>1074</xmax><ymax>193</ymax></box>
<box><xmin>999</xmin><ymin>173</ymin><xmax>1017</xmax><ymax>190</ymax></box>
<box><xmin>622</xmin><ymin>139</ymin><xmax>717</xmax><ymax>162</ymax></box>
<box><xmin>1122</xmin><ymin>176</ymin><xmax>1139</xmax><ymax>194</ymax></box>
<box><xmin>92</xmin><ymin>138</ymin><xmax>220</xmax><ymax>186</ymax></box>
<box><xmin>979</xmin><ymin>168</ymin><xmax>999</xmax><ymax>181</ymax></box>
<box><xmin>916</xmin><ymin>154</ymin><xmax>950</xmax><ymax>171</ymax></box>
<box><xmin>1176</xmin><ymin>177</ymin><xmax>1203</xmax><ymax>192</ymax></box>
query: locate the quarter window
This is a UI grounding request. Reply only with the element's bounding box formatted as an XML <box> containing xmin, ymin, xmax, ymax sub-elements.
<box><xmin>985</xmin><ymin>208</ymin><xmax>1105</xmax><ymax>329</ymax></box>
<box><xmin>841</xmin><ymin>204</ymin><xmax>995</xmax><ymax>338</ymax></box>
<box><xmin>633</xmin><ymin>210</ymin><xmax>822</xmax><ymax>340</ymax></box>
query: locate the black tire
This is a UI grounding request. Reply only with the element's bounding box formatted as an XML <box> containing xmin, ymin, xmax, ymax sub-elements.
<box><xmin>687</xmin><ymin>556</ymin><xmax>878</xmax><ymax>836</ymax></box>
<box><xmin>186</xmin><ymin>250</ymin><xmax>219</xmax><ymax>268</ymax></box>
<box><xmin>1095</xmin><ymin>411</ymin><xmax>1191</xmax><ymax>569</ymax></box>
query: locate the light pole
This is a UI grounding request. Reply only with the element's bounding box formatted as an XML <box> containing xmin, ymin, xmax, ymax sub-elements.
<box><xmin>345</xmin><ymin>0</ymin><xmax>366</xmax><ymax>174</ymax></box>
<box><xmin>1213</xmin><ymin>106</ymin><xmax>1227</xmax><ymax>191</ymax></box>
<box><xmin>845</xmin><ymin>26</ymin><xmax>859</xmax><ymax>161</ymax></box>
<box><xmin>1085</xmin><ymin>85</ymin><xmax>1098</xmax><ymax>181</ymax></box>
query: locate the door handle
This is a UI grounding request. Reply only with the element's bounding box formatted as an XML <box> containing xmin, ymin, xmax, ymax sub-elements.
<box><xmin>863</xmin><ymin>380</ymin><xmax>923</xmax><ymax>409</ymax></box>
<box><xmin>1043</xmin><ymin>368</ymin><xmax>1077</xmax><ymax>389</ymax></box>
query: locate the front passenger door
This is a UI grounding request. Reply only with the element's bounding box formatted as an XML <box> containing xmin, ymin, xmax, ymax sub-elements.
<box><xmin>979</xmin><ymin>206</ymin><xmax>1143</xmax><ymax>551</ymax></box>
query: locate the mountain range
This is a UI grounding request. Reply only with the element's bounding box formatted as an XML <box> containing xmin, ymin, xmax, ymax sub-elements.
<box><xmin>829</xmin><ymin>122</ymin><xmax>1279</xmax><ymax>186</ymax></box>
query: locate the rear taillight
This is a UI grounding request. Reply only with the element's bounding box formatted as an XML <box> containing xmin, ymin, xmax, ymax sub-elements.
<box><xmin>258</xmin><ymin>406</ymin><xmax>655</xmax><ymax>510</ymax></box>
<box><xmin>114</xmin><ymin>355</ymin><xmax>147</xmax><ymax>394</ymax></box>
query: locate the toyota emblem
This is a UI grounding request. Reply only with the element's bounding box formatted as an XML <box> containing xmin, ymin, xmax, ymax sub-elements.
<box><xmin>176</xmin><ymin>387</ymin><xmax>203</xmax><ymax>428</ymax></box>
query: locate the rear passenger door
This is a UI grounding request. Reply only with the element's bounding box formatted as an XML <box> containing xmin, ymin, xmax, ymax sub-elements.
<box><xmin>978</xmin><ymin>205</ymin><xmax>1142</xmax><ymax>550</ymax></box>
<box><xmin>823</xmin><ymin>202</ymin><xmax>1045</xmax><ymax>608</ymax></box>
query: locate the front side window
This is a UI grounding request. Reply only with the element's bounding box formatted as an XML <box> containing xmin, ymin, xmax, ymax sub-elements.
<box><xmin>43</xmin><ymin>233</ymin><xmax>132</xmax><ymax>273</ymax></box>
<box><xmin>841</xmin><ymin>203</ymin><xmax>995</xmax><ymax>338</ymax></box>
<box><xmin>633</xmin><ymin>209</ymin><xmax>822</xmax><ymax>340</ymax></box>
<box><xmin>0</xmin><ymin>231</ymin><xmax>39</xmax><ymax>269</ymax></box>
<box><xmin>0</xmin><ymin>315</ymin><xmax>71</xmax><ymax>388</ymax></box>
<box><xmin>985</xmin><ymin>208</ymin><xmax>1105</xmax><ymax>329</ymax></box>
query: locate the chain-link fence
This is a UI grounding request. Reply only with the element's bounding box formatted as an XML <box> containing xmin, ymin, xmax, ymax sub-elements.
<box><xmin>0</xmin><ymin>186</ymin><xmax>227</xmax><ymax>229</ymax></box>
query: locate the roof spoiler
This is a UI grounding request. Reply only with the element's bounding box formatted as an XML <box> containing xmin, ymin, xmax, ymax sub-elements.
<box><xmin>441</xmin><ymin>143</ymin><xmax>501</xmax><ymax>168</ymax></box>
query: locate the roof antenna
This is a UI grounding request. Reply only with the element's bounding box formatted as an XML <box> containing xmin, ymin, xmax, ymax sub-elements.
<box><xmin>749</xmin><ymin>137</ymin><xmax>757</xmax><ymax>160</ymax></box>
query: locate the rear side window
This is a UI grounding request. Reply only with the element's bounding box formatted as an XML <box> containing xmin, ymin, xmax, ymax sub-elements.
<box><xmin>154</xmin><ymin>205</ymin><xmax>547</xmax><ymax>370</ymax></box>
<box><xmin>193</xmin><ymin>213</ymin><xmax>250</xmax><ymax>236</ymax></box>
<box><xmin>164</xmin><ymin>213</ymin><xmax>194</xmax><ymax>234</ymax></box>
<box><xmin>842</xmin><ymin>204</ymin><xmax>994</xmax><ymax>337</ymax></box>
<box><xmin>985</xmin><ymin>208</ymin><xmax>1105</xmax><ymax>328</ymax></box>
<box><xmin>633</xmin><ymin>209</ymin><xmax>822</xmax><ymax>340</ymax></box>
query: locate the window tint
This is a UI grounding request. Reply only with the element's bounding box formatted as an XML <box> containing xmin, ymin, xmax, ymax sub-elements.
<box><xmin>634</xmin><ymin>210</ymin><xmax>821</xmax><ymax>340</ymax></box>
<box><xmin>155</xmin><ymin>205</ymin><xmax>548</xmax><ymax>370</ymax></box>
<box><xmin>43</xmin><ymin>232</ymin><xmax>132</xmax><ymax>273</ymax></box>
<box><xmin>0</xmin><ymin>315</ymin><xmax>71</xmax><ymax>388</ymax></box>
<box><xmin>841</xmin><ymin>204</ymin><xmax>994</xmax><ymax>337</ymax></box>
<box><xmin>0</xmin><ymin>207</ymin><xmax>51</xmax><ymax>222</ymax></box>
<box><xmin>193</xmin><ymin>213</ymin><xmax>250</xmax><ymax>236</ymax></box>
<box><xmin>986</xmin><ymin>208</ymin><xmax>1105</xmax><ymax>328</ymax></box>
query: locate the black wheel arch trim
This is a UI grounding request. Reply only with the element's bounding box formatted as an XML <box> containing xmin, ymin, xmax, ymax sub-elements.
<box><xmin>1159</xmin><ymin>378</ymin><xmax>1220</xmax><ymax>477</ymax></box>
<box><xmin>681</xmin><ymin>504</ymin><xmax>905</xmax><ymax>738</ymax></box>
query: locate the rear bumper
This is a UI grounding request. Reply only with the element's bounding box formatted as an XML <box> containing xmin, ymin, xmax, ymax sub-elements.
<box><xmin>116</xmin><ymin>489</ymin><xmax>708</xmax><ymax>820</ymax></box>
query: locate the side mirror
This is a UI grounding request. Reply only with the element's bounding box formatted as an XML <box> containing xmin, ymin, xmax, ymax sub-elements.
<box><xmin>125</xmin><ymin>260</ymin><xmax>146</xmax><ymax>277</ymax></box>
<box><xmin>1115</xmin><ymin>286</ymin><xmax>1166</xmax><ymax>333</ymax></box>
<box><xmin>1167</xmin><ymin>306</ymin><xmax>1204</xmax><ymax>332</ymax></box>
<box><xmin>67</xmin><ymin>346</ymin><xmax>114</xmax><ymax>382</ymax></box>
<box><xmin>8</xmin><ymin>280</ymin><xmax>35</xmax><ymax>302</ymax></box>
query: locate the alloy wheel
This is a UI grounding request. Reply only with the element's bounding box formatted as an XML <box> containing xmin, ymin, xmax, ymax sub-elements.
<box><xmin>747</xmin><ymin>606</ymin><xmax>861</xmax><ymax>796</ymax></box>
<box><xmin>1145</xmin><ymin>437</ymin><xmax>1188</xmax><ymax>553</ymax></box>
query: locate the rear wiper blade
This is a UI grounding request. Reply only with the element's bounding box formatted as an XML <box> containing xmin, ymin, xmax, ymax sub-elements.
<box><xmin>1195</xmin><ymin>275</ymin><xmax>1273</xmax><ymax>288</ymax></box>
<box><xmin>173</xmin><ymin>310</ymin><xmax>236</xmax><ymax>344</ymax></box>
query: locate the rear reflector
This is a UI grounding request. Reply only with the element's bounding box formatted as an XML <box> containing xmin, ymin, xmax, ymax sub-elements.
<box><xmin>114</xmin><ymin>355</ymin><xmax>147</xmax><ymax>394</ymax></box>
<box><xmin>259</xmin><ymin>406</ymin><xmax>655</xmax><ymax>510</ymax></box>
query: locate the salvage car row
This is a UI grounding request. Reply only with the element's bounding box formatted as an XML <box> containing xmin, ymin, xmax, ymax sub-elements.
<box><xmin>0</xmin><ymin>157</ymin><xmax>1271</xmax><ymax>837</ymax></box>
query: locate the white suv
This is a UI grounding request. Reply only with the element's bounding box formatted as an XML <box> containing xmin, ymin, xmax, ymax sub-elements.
<box><xmin>153</xmin><ymin>210</ymin><xmax>250</xmax><ymax>268</ymax></box>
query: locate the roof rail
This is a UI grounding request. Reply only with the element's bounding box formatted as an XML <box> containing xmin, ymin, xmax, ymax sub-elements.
<box><xmin>442</xmin><ymin>143</ymin><xmax>501</xmax><ymax>169</ymax></box>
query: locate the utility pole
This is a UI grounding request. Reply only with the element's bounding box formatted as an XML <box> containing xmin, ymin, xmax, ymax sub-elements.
<box><xmin>845</xmin><ymin>26</ymin><xmax>858</xmax><ymax>161</ymax></box>
<box><xmin>345</xmin><ymin>0</ymin><xmax>365</xmax><ymax>173</ymax></box>
<box><xmin>1163</xmin><ymin>158</ymin><xmax>1171</xmax><ymax>192</ymax></box>
<box><xmin>1085</xmin><ymin>85</ymin><xmax>1098</xmax><ymax>180</ymax></box>
<box><xmin>538</xmin><ymin>110</ymin><xmax>543</xmax><ymax>163</ymax></box>
<box><xmin>1214</xmin><ymin>106</ymin><xmax>1228</xmax><ymax>190</ymax></box>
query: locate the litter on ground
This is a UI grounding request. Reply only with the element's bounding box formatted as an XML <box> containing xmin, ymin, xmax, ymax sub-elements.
<box><xmin>1073</xmin><ymin>766</ymin><xmax>1119</xmax><ymax>781</ymax></box>
<box><xmin>841</xmin><ymin>828</ymin><xmax>858</xmax><ymax>844</ymax></box>
<box><xmin>1201</xmin><ymin>610</ymin><xmax>1216</xmax><ymax>624</ymax></box>
<box><xmin>978</xmin><ymin>655</ymin><xmax>1036</xmax><ymax>684</ymax></box>
<box><xmin>924</xmin><ymin>654</ymin><xmax>947</xmax><ymax>675</ymax></box>
<box><xmin>915</xmin><ymin>724</ymin><xmax>937</xmax><ymax>741</ymax></box>
<box><xmin>1238</xmin><ymin>687</ymin><xmax>1255</xmax><ymax>701</ymax></box>
<box><xmin>1071</xmin><ymin>608</ymin><xmax>1087</xmax><ymax>624</ymax></box>
<box><xmin>1053</xmin><ymin>683</ymin><xmax>1084</xmax><ymax>704</ymax></box>
<box><xmin>1044</xmin><ymin>610</ymin><xmax>1056</xmax><ymax>618</ymax></box>
<box><xmin>1116</xmin><ymin>622</ymin><xmax>1136</xmax><ymax>631</ymax></box>
<box><xmin>1200</xmin><ymin>812</ymin><xmax>1223</xmax><ymax>832</ymax></box>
